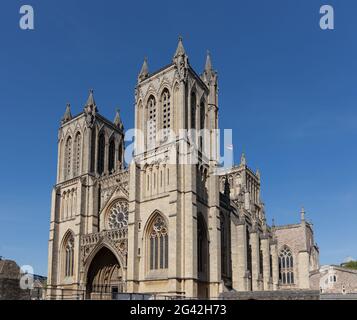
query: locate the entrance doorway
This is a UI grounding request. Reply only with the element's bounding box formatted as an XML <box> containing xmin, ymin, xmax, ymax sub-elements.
<box><xmin>86</xmin><ymin>247</ymin><xmax>124</xmax><ymax>299</ymax></box>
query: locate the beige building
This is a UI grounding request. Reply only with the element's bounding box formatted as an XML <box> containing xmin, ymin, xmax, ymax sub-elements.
<box><xmin>46</xmin><ymin>38</ymin><xmax>319</xmax><ymax>299</ymax></box>
<box><xmin>310</xmin><ymin>265</ymin><xmax>357</xmax><ymax>295</ymax></box>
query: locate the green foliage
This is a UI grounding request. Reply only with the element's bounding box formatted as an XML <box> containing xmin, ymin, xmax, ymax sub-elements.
<box><xmin>343</xmin><ymin>261</ymin><xmax>357</xmax><ymax>270</ymax></box>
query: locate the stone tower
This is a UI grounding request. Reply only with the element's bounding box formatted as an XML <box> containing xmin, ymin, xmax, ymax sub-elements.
<box><xmin>126</xmin><ymin>37</ymin><xmax>222</xmax><ymax>297</ymax></box>
<box><xmin>47</xmin><ymin>90</ymin><xmax>125</xmax><ymax>298</ymax></box>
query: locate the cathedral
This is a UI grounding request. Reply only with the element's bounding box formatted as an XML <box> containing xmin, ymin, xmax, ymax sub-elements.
<box><xmin>46</xmin><ymin>38</ymin><xmax>320</xmax><ymax>299</ymax></box>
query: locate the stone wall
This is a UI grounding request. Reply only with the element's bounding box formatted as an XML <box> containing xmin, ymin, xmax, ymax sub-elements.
<box><xmin>220</xmin><ymin>290</ymin><xmax>320</xmax><ymax>300</ymax></box>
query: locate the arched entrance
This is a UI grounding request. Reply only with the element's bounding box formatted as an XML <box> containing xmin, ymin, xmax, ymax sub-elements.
<box><xmin>86</xmin><ymin>247</ymin><xmax>124</xmax><ymax>299</ymax></box>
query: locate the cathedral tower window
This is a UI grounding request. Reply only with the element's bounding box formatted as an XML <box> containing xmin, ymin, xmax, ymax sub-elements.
<box><xmin>279</xmin><ymin>246</ymin><xmax>294</xmax><ymax>284</ymax></box>
<box><xmin>161</xmin><ymin>89</ymin><xmax>171</xmax><ymax>139</ymax></box>
<box><xmin>191</xmin><ymin>92</ymin><xmax>196</xmax><ymax>129</ymax></box>
<box><xmin>147</xmin><ymin>96</ymin><xmax>157</xmax><ymax>148</ymax></box>
<box><xmin>148</xmin><ymin>215</ymin><xmax>168</xmax><ymax>270</ymax></box>
<box><xmin>63</xmin><ymin>232</ymin><xmax>74</xmax><ymax>278</ymax></box>
<box><xmin>73</xmin><ymin>132</ymin><xmax>81</xmax><ymax>176</ymax></box>
<box><xmin>97</xmin><ymin>132</ymin><xmax>105</xmax><ymax>175</ymax></box>
<box><xmin>197</xmin><ymin>213</ymin><xmax>208</xmax><ymax>277</ymax></box>
<box><xmin>108</xmin><ymin>138</ymin><xmax>115</xmax><ymax>173</ymax></box>
<box><xmin>64</xmin><ymin>136</ymin><xmax>72</xmax><ymax>180</ymax></box>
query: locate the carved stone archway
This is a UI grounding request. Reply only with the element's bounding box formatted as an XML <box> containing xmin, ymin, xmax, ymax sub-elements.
<box><xmin>85</xmin><ymin>246</ymin><xmax>125</xmax><ymax>299</ymax></box>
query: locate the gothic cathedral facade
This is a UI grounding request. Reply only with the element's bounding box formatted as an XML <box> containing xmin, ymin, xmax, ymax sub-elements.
<box><xmin>47</xmin><ymin>38</ymin><xmax>320</xmax><ymax>299</ymax></box>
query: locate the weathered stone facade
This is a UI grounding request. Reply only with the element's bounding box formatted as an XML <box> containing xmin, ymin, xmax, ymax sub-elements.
<box><xmin>47</xmin><ymin>38</ymin><xmax>320</xmax><ymax>299</ymax></box>
<box><xmin>310</xmin><ymin>265</ymin><xmax>357</xmax><ymax>294</ymax></box>
<box><xmin>0</xmin><ymin>259</ymin><xmax>29</xmax><ymax>300</ymax></box>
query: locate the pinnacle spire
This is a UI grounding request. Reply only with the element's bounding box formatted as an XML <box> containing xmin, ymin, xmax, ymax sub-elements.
<box><xmin>173</xmin><ymin>35</ymin><xmax>186</xmax><ymax>58</ymax></box>
<box><xmin>86</xmin><ymin>89</ymin><xmax>96</xmax><ymax>107</ymax></box>
<box><xmin>138</xmin><ymin>57</ymin><xmax>149</xmax><ymax>82</ymax></box>
<box><xmin>114</xmin><ymin>108</ymin><xmax>123</xmax><ymax>129</ymax></box>
<box><xmin>240</xmin><ymin>152</ymin><xmax>246</xmax><ymax>166</ymax></box>
<box><xmin>300</xmin><ymin>207</ymin><xmax>306</xmax><ymax>221</ymax></box>
<box><xmin>256</xmin><ymin>168</ymin><xmax>261</xmax><ymax>180</ymax></box>
<box><xmin>205</xmin><ymin>50</ymin><xmax>212</xmax><ymax>71</ymax></box>
<box><xmin>62</xmin><ymin>103</ymin><xmax>72</xmax><ymax>124</ymax></box>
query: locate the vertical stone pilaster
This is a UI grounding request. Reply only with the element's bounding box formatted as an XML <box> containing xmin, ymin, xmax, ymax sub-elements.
<box><xmin>261</xmin><ymin>234</ymin><xmax>271</xmax><ymax>290</ymax></box>
<box><xmin>270</xmin><ymin>240</ymin><xmax>279</xmax><ymax>290</ymax></box>
<box><xmin>250</xmin><ymin>229</ymin><xmax>260</xmax><ymax>291</ymax></box>
<box><xmin>298</xmin><ymin>251</ymin><xmax>310</xmax><ymax>289</ymax></box>
<box><xmin>231</xmin><ymin>218</ymin><xmax>248</xmax><ymax>291</ymax></box>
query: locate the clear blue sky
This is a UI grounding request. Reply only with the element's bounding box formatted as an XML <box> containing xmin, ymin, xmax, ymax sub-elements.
<box><xmin>0</xmin><ymin>0</ymin><xmax>356</xmax><ymax>276</ymax></box>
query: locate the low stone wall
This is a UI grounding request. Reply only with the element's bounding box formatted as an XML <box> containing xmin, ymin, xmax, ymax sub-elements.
<box><xmin>220</xmin><ymin>290</ymin><xmax>320</xmax><ymax>300</ymax></box>
<box><xmin>0</xmin><ymin>278</ymin><xmax>30</xmax><ymax>300</ymax></box>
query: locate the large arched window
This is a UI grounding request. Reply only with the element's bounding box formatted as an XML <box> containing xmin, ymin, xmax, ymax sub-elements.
<box><xmin>108</xmin><ymin>138</ymin><xmax>115</xmax><ymax>173</ymax></box>
<box><xmin>63</xmin><ymin>232</ymin><xmax>74</xmax><ymax>278</ymax></box>
<box><xmin>147</xmin><ymin>96</ymin><xmax>157</xmax><ymax>148</ymax></box>
<box><xmin>64</xmin><ymin>136</ymin><xmax>72</xmax><ymax>179</ymax></box>
<box><xmin>200</xmin><ymin>101</ymin><xmax>205</xmax><ymax>130</ymax></box>
<box><xmin>279</xmin><ymin>246</ymin><xmax>294</xmax><ymax>284</ymax></box>
<box><xmin>161</xmin><ymin>89</ymin><xmax>171</xmax><ymax>139</ymax></box>
<box><xmin>73</xmin><ymin>132</ymin><xmax>81</xmax><ymax>176</ymax></box>
<box><xmin>191</xmin><ymin>92</ymin><xmax>196</xmax><ymax>129</ymax></box>
<box><xmin>148</xmin><ymin>214</ymin><xmax>168</xmax><ymax>270</ymax></box>
<box><xmin>197</xmin><ymin>213</ymin><xmax>208</xmax><ymax>278</ymax></box>
<box><xmin>97</xmin><ymin>132</ymin><xmax>105</xmax><ymax>175</ymax></box>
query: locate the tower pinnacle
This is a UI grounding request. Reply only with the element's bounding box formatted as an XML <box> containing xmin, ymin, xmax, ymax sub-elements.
<box><xmin>138</xmin><ymin>57</ymin><xmax>149</xmax><ymax>82</ymax></box>
<box><xmin>61</xmin><ymin>103</ymin><xmax>72</xmax><ymax>124</ymax></box>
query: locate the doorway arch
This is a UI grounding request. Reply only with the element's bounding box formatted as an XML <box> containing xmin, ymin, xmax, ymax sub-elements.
<box><xmin>85</xmin><ymin>246</ymin><xmax>124</xmax><ymax>299</ymax></box>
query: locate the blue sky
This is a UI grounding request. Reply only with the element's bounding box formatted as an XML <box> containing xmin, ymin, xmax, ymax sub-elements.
<box><xmin>0</xmin><ymin>0</ymin><xmax>356</xmax><ymax>276</ymax></box>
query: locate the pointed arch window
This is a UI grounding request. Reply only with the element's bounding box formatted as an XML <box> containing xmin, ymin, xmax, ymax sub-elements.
<box><xmin>108</xmin><ymin>138</ymin><xmax>115</xmax><ymax>173</ymax></box>
<box><xmin>147</xmin><ymin>96</ymin><xmax>157</xmax><ymax>148</ymax></box>
<box><xmin>64</xmin><ymin>136</ymin><xmax>72</xmax><ymax>179</ymax></box>
<box><xmin>279</xmin><ymin>246</ymin><xmax>294</xmax><ymax>284</ymax></box>
<box><xmin>191</xmin><ymin>92</ymin><xmax>196</xmax><ymax>129</ymax></box>
<box><xmin>148</xmin><ymin>215</ymin><xmax>168</xmax><ymax>270</ymax></box>
<box><xmin>161</xmin><ymin>90</ymin><xmax>171</xmax><ymax>139</ymax></box>
<box><xmin>73</xmin><ymin>132</ymin><xmax>81</xmax><ymax>176</ymax></box>
<box><xmin>63</xmin><ymin>233</ymin><xmax>74</xmax><ymax>278</ymax></box>
<box><xmin>200</xmin><ymin>101</ymin><xmax>205</xmax><ymax>130</ymax></box>
<box><xmin>197</xmin><ymin>213</ymin><xmax>208</xmax><ymax>277</ymax></box>
<box><xmin>97</xmin><ymin>132</ymin><xmax>105</xmax><ymax>175</ymax></box>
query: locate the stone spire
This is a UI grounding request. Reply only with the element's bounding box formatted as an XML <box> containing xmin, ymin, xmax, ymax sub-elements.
<box><xmin>240</xmin><ymin>152</ymin><xmax>246</xmax><ymax>166</ymax></box>
<box><xmin>114</xmin><ymin>108</ymin><xmax>123</xmax><ymax>130</ymax></box>
<box><xmin>83</xmin><ymin>89</ymin><xmax>98</xmax><ymax>127</ymax></box>
<box><xmin>86</xmin><ymin>89</ymin><xmax>95</xmax><ymax>107</ymax></box>
<box><xmin>205</xmin><ymin>50</ymin><xmax>213</xmax><ymax>72</ymax></box>
<box><xmin>61</xmin><ymin>103</ymin><xmax>72</xmax><ymax>124</ymax></box>
<box><xmin>256</xmin><ymin>169</ymin><xmax>261</xmax><ymax>180</ymax></box>
<box><xmin>138</xmin><ymin>57</ymin><xmax>149</xmax><ymax>82</ymax></box>
<box><xmin>300</xmin><ymin>207</ymin><xmax>306</xmax><ymax>221</ymax></box>
<box><xmin>173</xmin><ymin>36</ymin><xmax>186</xmax><ymax>59</ymax></box>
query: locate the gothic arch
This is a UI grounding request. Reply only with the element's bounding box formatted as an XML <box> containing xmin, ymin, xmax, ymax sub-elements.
<box><xmin>83</xmin><ymin>242</ymin><xmax>126</xmax><ymax>297</ymax></box>
<box><xmin>83</xmin><ymin>241</ymin><xmax>126</xmax><ymax>278</ymax></box>
<box><xmin>73</xmin><ymin>131</ymin><xmax>82</xmax><ymax>176</ymax></box>
<box><xmin>97</xmin><ymin>130</ymin><xmax>106</xmax><ymax>175</ymax></box>
<box><xmin>143</xmin><ymin>211</ymin><xmax>169</xmax><ymax>272</ymax></box>
<box><xmin>64</xmin><ymin>135</ymin><xmax>73</xmax><ymax>180</ymax></box>
<box><xmin>278</xmin><ymin>245</ymin><xmax>294</xmax><ymax>285</ymax></box>
<box><xmin>60</xmin><ymin>229</ymin><xmax>75</xmax><ymax>280</ymax></box>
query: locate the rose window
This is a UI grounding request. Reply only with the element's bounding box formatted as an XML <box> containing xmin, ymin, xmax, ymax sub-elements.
<box><xmin>108</xmin><ymin>201</ymin><xmax>128</xmax><ymax>230</ymax></box>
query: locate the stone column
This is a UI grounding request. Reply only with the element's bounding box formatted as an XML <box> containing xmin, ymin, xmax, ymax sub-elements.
<box><xmin>261</xmin><ymin>234</ymin><xmax>271</xmax><ymax>290</ymax></box>
<box><xmin>250</xmin><ymin>228</ymin><xmax>260</xmax><ymax>291</ymax></box>
<box><xmin>270</xmin><ymin>240</ymin><xmax>279</xmax><ymax>290</ymax></box>
<box><xmin>298</xmin><ymin>251</ymin><xmax>310</xmax><ymax>289</ymax></box>
<box><xmin>231</xmin><ymin>217</ymin><xmax>248</xmax><ymax>291</ymax></box>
